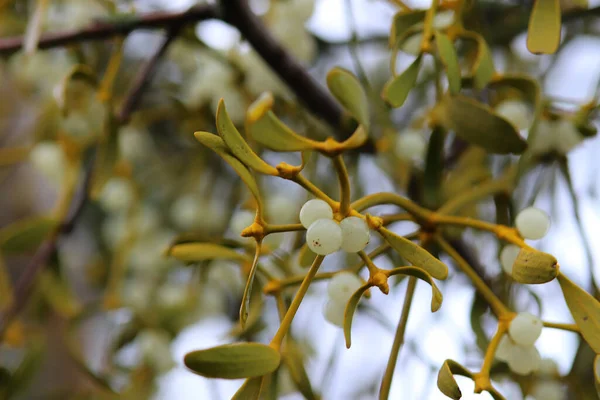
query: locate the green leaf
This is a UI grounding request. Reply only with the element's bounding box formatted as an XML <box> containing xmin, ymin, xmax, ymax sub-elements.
<box><xmin>488</xmin><ymin>75</ymin><xmax>541</xmax><ymax>120</ymax></box>
<box><xmin>382</xmin><ymin>55</ymin><xmax>422</xmax><ymax>108</ymax></box>
<box><xmin>557</xmin><ymin>273</ymin><xmax>600</xmax><ymax>353</ymax></box>
<box><xmin>39</xmin><ymin>270</ymin><xmax>82</xmax><ymax>318</ymax></box>
<box><xmin>0</xmin><ymin>216</ymin><xmax>57</xmax><ymax>254</ymax></box>
<box><xmin>282</xmin><ymin>342</ymin><xmax>318</xmax><ymax>400</ymax></box>
<box><xmin>184</xmin><ymin>343</ymin><xmax>281</xmax><ymax>379</ymax></box>
<box><xmin>437</xmin><ymin>359</ymin><xmax>473</xmax><ymax>400</ymax></box>
<box><xmin>343</xmin><ymin>283</ymin><xmax>371</xmax><ymax>348</ymax></box>
<box><xmin>167</xmin><ymin>242</ymin><xmax>251</xmax><ymax>263</ymax></box>
<box><xmin>339</xmin><ymin>124</ymin><xmax>369</xmax><ymax>151</ymax></box>
<box><xmin>216</xmin><ymin>99</ymin><xmax>278</xmax><ymax>176</ymax></box>
<box><xmin>246</xmin><ymin>110</ymin><xmax>321</xmax><ymax>152</ymax></box>
<box><xmin>512</xmin><ymin>248</ymin><xmax>558</xmax><ymax>284</ymax></box>
<box><xmin>232</xmin><ymin>377</ymin><xmax>263</xmax><ymax>400</ymax></box>
<box><xmin>194</xmin><ymin>131</ymin><xmax>263</xmax><ymax>209</ymax></box>
<box><xmin>387</xmin><ymin>266</ymin><xmax>443</xmax><ymax>312</ymax></box>
<box><xmin>378</xmin><ymin>227</ymin><xmax>448</xmax><ymax>280</ymax></box>
<box><xmin>436</xmin><ymin>95</ymin><xmax>527</xmax><ymax>154</ymax></box>
<box><xmin>390</xmin><ymin>10</ymin><xmax>427</xmax><ymax>47</ymax></box>
<box><xmin>327</xmin><ymin>67</ymin><xmax>370</xmax><ymax>129</ymax></box>
<box><xmin>435</xmin><ymin>32</ymin><xmax>461</xmax><ymax>95</ymax></box>
<box><xmin>460</xmin><ymin>31</ymin><xmax>495</xmax><ymax>89</ymax></box>
<box><xmin>527</xmin><ymin>0</ymin><xmax>561</xmax><ymax>54</ymax></box>
<box><xmin>423</xmin><ymin>127</ymin><xmax>445</xmax><ymax>209</ymax></box>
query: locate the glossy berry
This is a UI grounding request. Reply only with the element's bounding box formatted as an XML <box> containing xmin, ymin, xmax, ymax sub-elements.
<box><xmin>515</xmin><ymin>207</ymin><xmax>550</xmax><ymax>240</ymax></box>
<box><xmin>395</xmin><ymin>129</ymin><xmax>426</xmax><ymax>161</ymax></box>
<box><xmin>306</xmin><ymin>218</ymin><xmax>342</xmax><ymax>255</ymax></box>
<box><xmin>327</xmin><ymin>271</ymin><xmax>363</xmax><ymax>303</ymax></box>
<box><xmin>507</xmin><ymin>344</ymin><xmax>541</xmax><ymax>375</ymax></box>
<box><xmin>530</xmin><ymin>380</ymin><xmax>566</xmax><ymax>400</ymax></box>
<box><xmin>29</xmin><ymin>141</ymin><xmax>66</xmax><ymax>184</ymax></box>
<box><xmin>500</xmin><ymin>245</ymin><xmax>521</xmax><ymax>275</ymax></box>
<box><xmin>299</xmin><ymin>199</ymin><xmax>333</xmax><ymax>229</ymax></box>
<box><xmin>323</xmin><ymin>299</ymin><xmax>345</xmax><ymax>327</ymax></box>
<box><xmin>340</xmin><ymin>217</ymin><xmax>370</xmax><ymax>253</ymax></box>
<box><xmin>509</xmin><ymin>312</ymin><xmax>543</xmax><ymax>346</ymax></box>
<box><xmin>495</xmin><ymin>334</ymin><xmax>514</xmax><ymax>362</ymax></box>
<box><xmin>538</xmin><ymin>358</ymin><xmax>559</xmax><ymax>377</ymax></box>
<box><xmin>99</xmin><ymin>177</ymin><xmax>134</xmax><ymax>212</ymax></box>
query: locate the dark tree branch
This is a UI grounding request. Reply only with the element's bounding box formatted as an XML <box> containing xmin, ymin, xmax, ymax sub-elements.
<box><xmin>0</xmin><ymin>5</ymin><xmax>218</xmax><ymax>55</ymax></box>
<box><xmin>117</xmin><ymin>28</ymin><xmax>180</xmax><ymax>125</ymax></box>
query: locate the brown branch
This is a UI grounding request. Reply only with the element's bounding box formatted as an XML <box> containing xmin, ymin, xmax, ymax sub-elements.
<box><xmin>0</xmin><ymin>151</ymin><xmax>96</xmax><ymax>339</ymax></box>
<box><xmin>0</xmin><ymin>4</ymin><xmax>218</xmax><ymax>55</ymax></box>
<box><xmin>117</xmin><ymin>28</ymin><xmax>180</xmax><ymax>125</ymax></box>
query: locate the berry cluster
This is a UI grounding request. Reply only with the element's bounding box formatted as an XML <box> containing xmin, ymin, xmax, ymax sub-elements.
<box><xmin>300</xmin><ymin>199</ymin><xmax>370</xmax><ymax>256</ymax></box>
<box><xmin>323</xmin><ymin>272</ymin><xmax>363</xmax><ymax>327</ymax></box>
<box><xmin>496</xmin><ymin>312</ymin><xmax>544</xmax><ymax>375</ymax></box>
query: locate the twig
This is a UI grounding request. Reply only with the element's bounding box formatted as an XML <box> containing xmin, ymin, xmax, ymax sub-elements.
<box><xmin>0</xmin><ymin>5</ymin><xmax>218</xmax><ymax>55</ymax></box>
<box><xmin>117</xmin><ymin>28</ymin><xmax>180</xmax><ymax>125</ymax></box>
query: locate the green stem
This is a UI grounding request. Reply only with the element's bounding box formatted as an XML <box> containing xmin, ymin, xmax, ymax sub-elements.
<box><xmin>333</xmin><ymin>155</ymin><xmax>352</xmax><ymax>216</ymax></box>
<box><xmin>379</xmin><ymin>276</ymin><xmax>417</xmax><ymax>400</ymax></box>
<box><xmin>351</xmin><ymin>192</ymin><xmax>432</xmax><ymax>222</ymax></box>
<box><xmin>265</xmin><ymin>223</ymin><xmax>305</xmax><ymax>234</ymax></box>
<box><xmin>543</xmin><ymin>321</ymin><xmax>580</xmax><ymax>333</ymax></box>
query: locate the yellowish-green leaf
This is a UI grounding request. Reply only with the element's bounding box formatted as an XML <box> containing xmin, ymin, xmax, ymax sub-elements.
<box><xmin>184</xmin><ymin>343</ymin><xmax>281</xmax><ymax>379</ymax></box>
<box><xmin>327</xmin><ymin>67</ymin><xmax>369</xmax><ymax>129</ymax></box>
<box><xmin>435</xmin><ymin>31</ymin><xmax>461</xmax><ymax>95</ymax></box>
<box><xmin>298</xmin><ymin>243</ymin><xmax>317</xmax><ymax>268</ymax></box>
<box><xmin>382</xmin><ymin>55</ymin><xmax>421</xmax><ymax>108</ymax></box>
<box><xmin>512</xmin><ymin>248</ymin><xmax>558</xmax><ymax>284</ymax></box>
<box><xmin>557</xmin><ymin>273</ymin><xmax>600</xmax><ymax>353</ymax></box>
<box><xmin>232</xmin><ymin>377</ymin><xmax>263</xmax><ymax>400</ymax></box>
<box><xmin>437</xmin><ymin>359</ymin><xmax>473</xmax><ymax>400</ymax></box>
<box><xmin>343</xmin><ymin>283</ymin><xmax>371</xmax><ymax>348</ymax></box>
<box><xmin>436</xmin><ymin>95</ymin><xmax>527</xmax><ymax>154</ymax></box>
<box><xmin>594</xmin><ymin>354</ymin><xmax>600</xmax><ymax>396</ymax></box>
<box><xmin>216</xmin><ymin>99</ymin><xmax>278</xmax><ymax>176</ymax></box>
<box><xmin>527</xmin><ymin>0</ymin><xmax>561</xmax><ymax>54</ymax></box>
<box><xmin>387</xmin><ymin>266</ymin><xmax>443</xmax><ymax>312</ymax></box>
<box><xmin>240</xmin><ymin>245</ymin><xmax>261</xmax><ymax>327</ymax></box>
<box><xmin>390</xmin><ymin>10</ymin><xmax>427</xmax><ymax>47</ymax></box>
<box><xmin>167</xmin><ymin>242</ymin><xmax>250</xmax><ymax>263</ymax></box>
<box><xmin>489</xmin><ymin>74</ymin><xmax>541</xmax><ymax>122</ymax></box>
<box><xmin>461</xmin><ymin>31</ymin><xmax>495</xmax><ymax>89</ymax></box>
<box><xmin>282</xmin><ymin>342</ymin><xmax>317</xmax><ymax>400</ymax></box>
<box><xmin>339</xmin><ymin>124</ymin><xmax>368</xmax><ymax>150</ymax></box>
<box><xmin>38</xmin><ymin>270</ymin><xmax>82</xmax><ymax>318</ymax></box>
<box><xmin>194</xmin><ymin>131</ymin><xmax>263</xmax><ymax>209</ymax></box>
<box><xmin>246</xmin><ymin>110</ymin><xmax>321</xmax><ymax>152</ymax></box>
<box><xmin>378</xmin><ymin>227</ymin><xmax>448</xmax><ymax>280</ymax></box>
<box><xmin>0</xmin><ymin>216</ymin><xmax>57</xmax><ymax>254</ymax></box>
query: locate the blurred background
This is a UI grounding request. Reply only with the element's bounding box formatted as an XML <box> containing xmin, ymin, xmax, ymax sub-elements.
<box><xmin>0</xmin><ymin>0</ymin><xmax>599</xmax><ymax>399</ymax></box>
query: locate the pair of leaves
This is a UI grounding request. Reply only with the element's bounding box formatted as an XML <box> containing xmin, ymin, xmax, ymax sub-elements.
<box><xmin>184</xmin><ymin>342</ymin><xmax>281</xmax><ymax>380</ymax></box>
<box><xmin>557</xmin><ymin>273</ymin><xmax>600</xmax><ymax>353</ymax></box>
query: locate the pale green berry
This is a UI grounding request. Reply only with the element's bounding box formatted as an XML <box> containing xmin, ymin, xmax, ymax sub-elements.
<box><xmin>101</xmin><ymin>215</ymin><xmax>128</xmax><ymax>249</ymax></box>
<box><xmin>507</xmin><ymin>344</ymin><xmax>541</xmax><ymax>375</ymax></box>
<box><xmin>129</xmin><ymin>230</ymin><xmax>175</xmax><ymax>272</ymax></box>
<box><xmin>401</xmin><ymin>33</ymin><xmax>423</xmax><ymax>55</ymax></box>
<box><xmin>500</xmin><ymin>245</ymin><xmax>521</xmax><ymax>275</ymax></box>
<box><xmin>340</xmin><ymin>217</ymin><xmax>370</xmax><ymax>253</ymax></box>
<box><xmin>495</xmin><ymin>100</ymin><xmax>531</xmax><ymax>130</ymax></box>
<box><xmin>515</xmin><ymin>207</ymin><xmax>550</xmax><ymax>240</ymax></box>
<box><xmin>299</xmin><ymin>199</ymin><xmax>333</xmax><ymax>229</ymax></box>
<box><xmin>554</xmin><ymin>119</ymin><xmax>583</xmax><ymax>154</ymax></box>
<box><xmin>433</xmin><ymin>10</ymin><xmax>455</xmax><ymax>30</ymax></box>
<box><xmin>509</xmin><ymin>312</ymin><xmax>543</xmax><ymax>346</ymax></box>
<box><xmin>530</xmin><ymin>380</ymin><xmax>565</xmax><ymax>400</ymax></box>
<box><xmin>157</xmin><ymin>284</ymin><xmax>188</xmax><ymax>310</ymax></box>
<box><xmin>395</xmin><ymin>129</ymin><xmax>426</xmax><ymax>161</ymax></box>
<box><xmin>29</xmin><ymin>141</ymin><xmax>66</xmax><ymax>184</ymax></box>
<box><xmin>230</xmin><ymin>210</ymin><xmax>255</xmax><ymax>241</ymax></box>
<box><xmin>327</xmin><ymin>271</ymin><xmax>363</xmax><ymax>303</ymax></box>
<box><xmin>528</xmin><ymin>120</ymin><xmax>556</xmax><ymax>155</ymax></box>
<box><xmin>323</xmin><ymin>299</ymin><xmax>345</xmax><ymax>327</ymax></box>
<box><xmin>170</xmin><ymin>195</ymin><xmax>204</xmax><ymax>231</ymax></box>
<box><xmin>538</xmin><ymin>357</ymin><xmax>559</xmax><ymax>377</ymax></box>
<box><xmin>495</xmin><ymin>334</ymin><xmax>515</xmax><ymax>362</ymax></box>
<box><xmin>99</xmin><ymin>177</ymin><xmax>134</xmax><ymax>212</ymax></box>
<box><xmin>268</xmin><ymin>194</ymin><xmax>298</xmax><ymax>224</ymax></box>
<box><xmin>306</xmin><ymin>218</ymin><xmax>342</xmax><ymax>255</ymax></box>
<box><xmin>136</xmin><ymin>329</ymin><xmax>175</xmax><ymax>373</ymax></box>
<box><xmin>118</xmin><ymin>126</ymin><xmax>152</xmax><ymax>163</ymax></box>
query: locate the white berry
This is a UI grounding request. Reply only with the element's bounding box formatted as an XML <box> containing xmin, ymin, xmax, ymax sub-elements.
<box><xmin>99</xmin><ymin>177</ymin><xmax>134</xmax><ymax>212</ymax></box>
<box><xmin>433</xmin><ymin>10</ymin><xmax>455</xmax><ymax>30</ymax></box>
<box><xmin>230</xmin><ymin>209</ymin><xmax>255</xmax><ymax>239</ymax></box>
<box><xmin>323</xmin><ymin>299</ymin><xmax>345</xmax><ymax>327</ymax></box>
<box><xmin>507</xmin><ymin>344</ymin><xmax>541</xmax><ymax>375</ymax></box>
<box><xmin>500</xmin><ymin>245</ymin><xmax>521</xmax><ymax>275</ymax></box>
<box><xmin>495</xmin><ymin>334</ymin><xmax>514</xmax><ymax>362</ymax></box>
<box><xmin>170</xmin><ymin>195</ymin><xmax>204</xmax><ymax>231</ymax></box>
<box><xmin>299</xmin><ymin>199</ymin><xmax>333</xmax><ymax>229</ymax></box>
<box><xmin>401</xmin><ymin>33</ymin><xmax>423</xmax><ymax>56</ymax></box>
<box><xmin>530</xmin><ymin>380</ymin><xmax>566</xmax><ymax>400</ymax></box>
<box><xmin>515</xmin><ymin>207</ymin><xmax>550</xmax><ymax>240</ymax></box>
<box><xmin>495</xmin><ymin>100</ymin><xmax>531</xmax><ymax>130</ymax></box>
<box><xmin>395</xmin><ymin>129</ymin><xmax>426</xmax><ymax>162</ymax></box>
<box><xmin>306</xmin><ymin>219</ymin><xmax>342</xmax><ymax>255</ymax></box>
<box><xmin>509</xmin><ymin>312</ymin><xmax>543</xmax><ymax>346</ymax></box>
<box><xmin>538</xmin><ymin>357</ymin><xmax>559</xmax><ymax>377</ymax></box>
<box><xmin>554</xmin><ymin>119</ymin><xmax>583</xmax><ymax>154</ymax></box>
<box><xmin>327</xmin><ymin>271</ymin><xmax>363</xmax><ymax>303</ymax></box>
<box><xmin>340</xmin><ymin>217</ymin><xmax>370</xmax><ymax>253</ymax></box>
<box><xmin>268</xmin><ymin>194</ymin><xmax>297</xmax><ymax>224</ymax></box>
<box><xmin>29</xmin><ymin>141</ymin><xmax>66</xmax><ymax>184</ymax></box>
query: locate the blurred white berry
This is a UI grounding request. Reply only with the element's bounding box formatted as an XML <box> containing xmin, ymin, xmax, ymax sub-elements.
<box><xmin>507</xmin><ymin>344</ymin><xmax>541</xmax><ymax>375</ymax></box>
<box><xmin>119</xmin><ymin>126</ymin><xmax>152</xmax><ymax>163</ymax></box>
<box><xmin>395</xmin><ymin>129</ymin><xmax>427</xmax><ymax>162</ymax></box>
<box><xmin>230</xmin><ymin>209</ymin><xmax>256</xmax><ymax>240</ymax></box>
<box><xmin>500</xmin><ymin>245</ymin><xmax>521</xmax><ymax>275</ymax></box>
<box><xmin>129</xmin><ymin>230</ymin><xmax>176</xmax><ymax>272</ymax></box>
<box><xmin>267</xmin><ymin>194</ymin><xmax>298</xmax><ymax>224</ymax></box>
<box><xmin>509</xmin><ymin>312</ymin><xmax>543</xmax><ymax>346</ymax></box>
<box><xmin>29</xmin><ymin>141</ymin><xmax>66</xmax><ymax>184</ymax></box>
<box><xmin>528</xmin><ymin>120</ymin><xmax>556</xmax><ymax>155</ymax></box>
<box><xmin>495</xmin><ymin>334</ymin><xmax>514</xmax><ymax>362</ymax></box>
<box><xmin>102</xmin><ymin>214</ymin><xmax>128</xmax><ymax>250</ymax></box>
<box><xmin>99</xmin><ymin>177</ymin><xmax>135</xmax><ymax>212</ymax></box>
<box><xmin>495</xmin><ymin>100</ymin><xmax>531</xmax><ymax>130</ymax></box>
<box><xmin>306</xmin><ymin>218</ymin><xmax>342</xmax><ymax>255</ymax></box>
<box><xmin>157</xmin><ymin>283</ymin><xmax>188</xmax><ymax>310</ymax></box>
<box><xmin>554</xmin><ymin>119</ymin><xmax>583</xmax><ymax>154</ymax></box>
<box><xmin>433</xmin><ymin>10</ymin><xmax>455</xmax><ymax>30</ymax></box>
<box><xmin>340</xmin><ymin>217</ymin><xmax>370</xmax><ymax>253</ymax></box>
<box><xmin>538</xmin><ymin>358</ymin><xmax>559</xmax><ymax>377</ymax></box>
<box><xmin>327</xmin><ymin>271</ymin><xmax>363</xmax><ymax>303</ymax></box>
<box><xmin>401</xmin><ymin>33</ymin><xmax>423</xmax><ymax>55</ymax></box>
<box><xmin>136</xmin><ymin>329</ymin><xmax>175</xmax><ymax>373</ymax></box>
<box><xmin>299</xmin><ymin>199</ymin><xmax>333</xmax><ymax>229</ymax></box>
<box><xmin>530</xmin><ymin>380</ymin><xmax>566</xmax><ymax>400</ymax></box>
<box><xmin>134</xmin><ymin>205</ymin><xmax>160</xmax><ymax>235</ymax></box>
<box><xmin>515</xmin><ymin>207</ymin><xmax>550</xmax><ymax>240</ymax></box>
<box><xmin>170</xmin><ymin>195</ymin><xmax>204</xmax><ymax>231</ymax></box>
<box><xmin>323</xmin><ymin>299</ymin><xmax>346</xmax><ymax>327</ymax></box>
